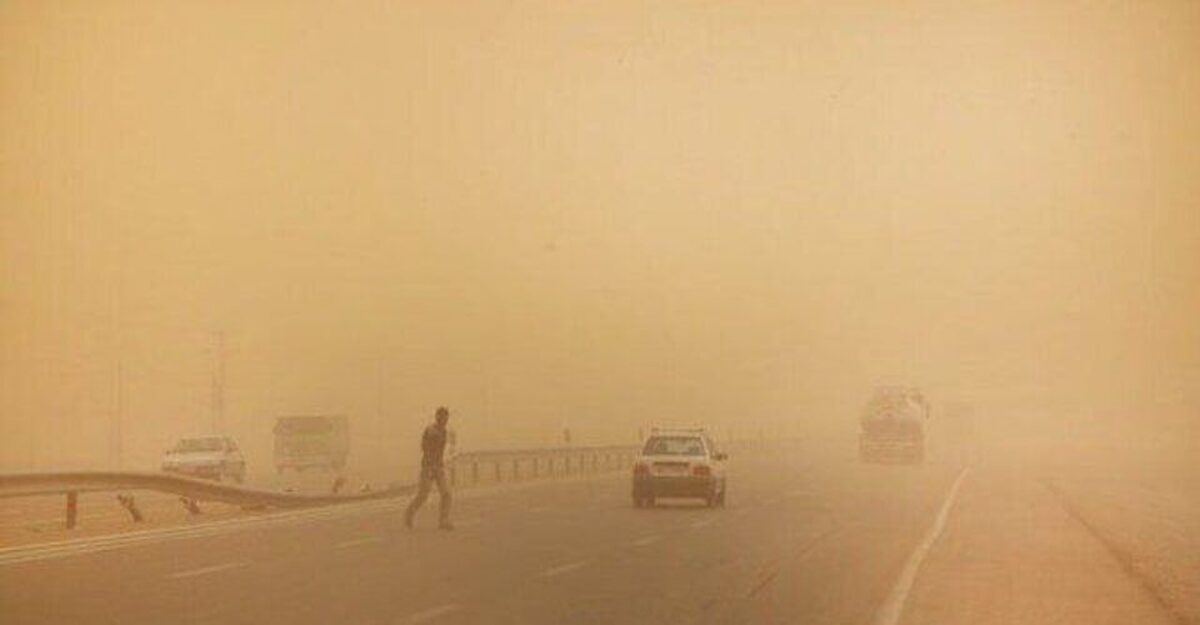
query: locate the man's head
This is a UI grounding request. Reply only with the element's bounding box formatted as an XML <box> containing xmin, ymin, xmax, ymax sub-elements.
<box><xmin>435</xmin><ymin>406</ymin><xmax>450</xmax><ymax>427</ymax></box>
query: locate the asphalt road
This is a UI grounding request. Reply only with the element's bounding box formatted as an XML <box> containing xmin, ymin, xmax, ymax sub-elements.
<box><xmin>0</xmin><ymin>444</ymin><xmax>1179</xmax><ymax>625</ymax></box>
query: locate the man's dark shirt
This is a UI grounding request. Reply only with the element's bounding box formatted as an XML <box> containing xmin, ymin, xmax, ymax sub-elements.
<box><xmin>421</xmin><ymin>424</ymin><xmax>448</xmax><ymax>469</ymax></box>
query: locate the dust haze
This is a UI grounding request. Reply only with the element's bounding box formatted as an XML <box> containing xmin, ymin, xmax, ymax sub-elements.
<box><xmin>2</xmin><ymin>1</ymin><xmax>1197</xmax><ymax>475</ymax></box>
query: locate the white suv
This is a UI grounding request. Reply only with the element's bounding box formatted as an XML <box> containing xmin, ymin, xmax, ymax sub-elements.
<box><xmin>632</xmin><ymin>428</ymin><xmax>728</xmax><ymax>508</ymax></box>
<box><xmin>162</xmin><ymin>436</ymin><xmax>247</xmax><ymax>483</ymax></box>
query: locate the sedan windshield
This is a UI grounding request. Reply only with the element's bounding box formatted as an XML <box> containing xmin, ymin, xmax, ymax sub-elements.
<box><xmin>642</xmin><ymin>436</ymin><xmax>706</xmax><ymax>456</ymax></box>
<box><xmin>174</xmin><ymin>438</ymin><xmax>224</xmax><ymax>453</ymax></box>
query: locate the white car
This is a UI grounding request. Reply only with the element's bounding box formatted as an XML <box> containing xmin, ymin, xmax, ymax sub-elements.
<box><xmin>631</xmin><ymin>428</ymin><xmax>728</xmax><ymax>508</ymax></box>
<box><xmin>162</xmin><ymin>436</ymin><xmax>247</xmax><ymax>483</ymax></box>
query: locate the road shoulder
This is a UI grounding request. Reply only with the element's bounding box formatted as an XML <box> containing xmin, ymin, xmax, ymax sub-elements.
<box><xmin>900</xmin><ymin>463</ymin><xmax>1177</xmax><ymax>625</ymax></box>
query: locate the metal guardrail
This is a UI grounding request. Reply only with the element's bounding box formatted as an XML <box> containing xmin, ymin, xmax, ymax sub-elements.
<box><xmin>0</xmin><ymin>471</ymin><xmax>414</xmax><ymax>529</ymax></box>
<box><xmin>0</xmin><ymin>440</ymin><xmax>777</xmax><ymax>530</ymax></box>
<box><xmin>0</xmin><ymin>444</ymin><xmax>643</xmax><ymax>530</ymax></box>
<box><xmin>449</xmin><ymin>445</ymin><xmax>640</xmax><ymax>488</ymax></box>
<box><xmin>444</xmin><ymin>438</ymin><xmax>778</xmax><ymax>488</ymax></box>
<box><xmin>0</xmin><ymin>471</ymin><xmax>411</xmax><ymax>504</ymax></box>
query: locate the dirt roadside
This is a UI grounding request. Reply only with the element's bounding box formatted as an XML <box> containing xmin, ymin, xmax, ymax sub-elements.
<box><xmin>902</xmin><ymin>435</ymin><xmax>1198</xmax><ymax>625</ymax></box>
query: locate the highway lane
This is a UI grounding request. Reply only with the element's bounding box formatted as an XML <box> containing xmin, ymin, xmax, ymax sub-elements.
<box><xmin>0</xmin><ymin>444</ymin><xmax>973</xmax><ymax>625</ymax></box>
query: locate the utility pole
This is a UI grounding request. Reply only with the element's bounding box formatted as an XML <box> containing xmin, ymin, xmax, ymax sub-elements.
<box><xmin>110</xmin><ymin>223</ymin><xmax>126</xmax><ymax>468</ymax></box>
<box><xmin>211</xmin><ymin>330</ymin><xmax>225</xmax><ymax>434</ymax></box>
<box><xmin>375</xmin><ymin>356</ymin><xmax>385</xmax><ymax>451</ymax></box>
<box><xmin>110</xmin><ymin>359</ymin><xmax>124</xmax><ymax>468</ymax></box>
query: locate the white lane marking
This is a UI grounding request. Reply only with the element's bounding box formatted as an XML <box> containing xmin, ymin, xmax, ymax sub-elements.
<box><xmin>873</xmin><ymin>466</ymin><xmax>971</xmax><ymax>625</ymax></box>
<box><xmin>745</xmin><ymin>568</ymin><xmax>779</xmax><ymax>598</ymax></box>
<box><xmin>539</xmin><ymin>560</ymin><xmax>588</xmax><ymax>578</ymax></box>
<box><xmin>690</xmin><ymin>519</ymin><xmax>715</xmax><ymax>529</ymax></box>
<box><xmin>335</xmin><ymin>536</ymin><xmax>383</xmax><ymax>549</ymax></box>
<box><xmin>632</xmin><ymin>535</ymin><xmax>660</xmax><ymax>547</ymax></box>
<box><xmin>166</xmin><ymin>560</ymin><xmax>249</xmax><ymax>580</ymax></box>
<box><xmin>400</xmin><ymin>604</ymin><xmax>462</xmax><ymax>624</ymax></box>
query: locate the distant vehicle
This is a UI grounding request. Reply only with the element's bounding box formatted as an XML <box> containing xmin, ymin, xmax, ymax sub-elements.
<box><xmin>161</xmin><ymin>435</ymin><xmax>247</xmax><ymax>483</ymax></box>
<box><xmin>273</xmin><ymin>415</ymin><xmax>349</xmax><ymax>474</ymax></box>
<box><xmin>859</xmin><ymin>386</ymin><xmax>929</xmax><ymax>463</ymax></box>
<box><xmin>632</xmin><ymin>427</ymin><xmax>728</xmax><ymax>508</ymax></box>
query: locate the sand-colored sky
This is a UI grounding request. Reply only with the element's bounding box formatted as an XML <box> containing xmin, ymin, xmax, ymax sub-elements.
<box><xmin>2</xmin><ymin>1</ymin><xmax>1198</xmax><ymax>470</ymax></box>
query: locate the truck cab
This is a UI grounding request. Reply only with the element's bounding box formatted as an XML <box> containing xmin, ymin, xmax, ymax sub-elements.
<box><xmin>859</xmin><ymin>387</ymin><xmax>929</xmax><ymax>463</ymax></box>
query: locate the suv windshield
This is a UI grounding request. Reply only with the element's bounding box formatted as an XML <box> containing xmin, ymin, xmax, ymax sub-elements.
<box><xmin>175</xmin><ymin>438</ymin><xmax>224</xmax><ymax>453</ymax></box>
<box><xmin>643</xmin><ymin>436</ymin><xmax>706</xmax><ymax>456</ymax></box>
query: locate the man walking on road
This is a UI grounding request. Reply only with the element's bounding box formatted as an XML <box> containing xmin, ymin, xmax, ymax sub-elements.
<box><xmin>405</xmin><ymin>406</ymin><xmax>454</xmax><ymax>530</ymax></box>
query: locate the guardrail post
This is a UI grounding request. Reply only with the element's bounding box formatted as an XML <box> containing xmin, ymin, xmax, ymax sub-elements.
<box><xmin>494</xmin><ymin>462</ymin><xmax>501</xmax><ymax>482</ymax></box>
<box><xmin>180</xmin><ymin>497</ymin><xmax>202</xmax><ymax>515</ymax></box>
<box><xmin>472</xmin><ymin>462</ymin><xmax>479</xmax><ymax>485</ymax></box>
<box><xmin>117</xmin><ymin>493</ymin><xmax>143</xmax><ymax>522</ymax></box>
<box><xmin>65</xmin><ymin>491</ymin><xmax>78</xmax><ymax>529</ymax></box>
<box><xmin>532</xmin><ymin>457</ymin><xmax>539</xmax><ymax>478</ymax></box>
<box><xmin>512</xmin><ymin>459</ymin><xmax>519</xmax><ymax>481</ymax></box>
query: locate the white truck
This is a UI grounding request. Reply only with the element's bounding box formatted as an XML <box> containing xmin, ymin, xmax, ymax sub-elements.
<box><xmin>273</xmin><ymin>415</ymin><xmax>350</xmax><ymax>474</ymax></box>
<box><xmin>858</xmin><ymin>387</ymin><xmax>929</xmax><ymax>463</ymax></box>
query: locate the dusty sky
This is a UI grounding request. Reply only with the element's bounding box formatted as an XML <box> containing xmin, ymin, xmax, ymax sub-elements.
<box><xmin>2</xmin><ymin>1</ymin><xmax>1198</xmax><ymax>470</ymax></box>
